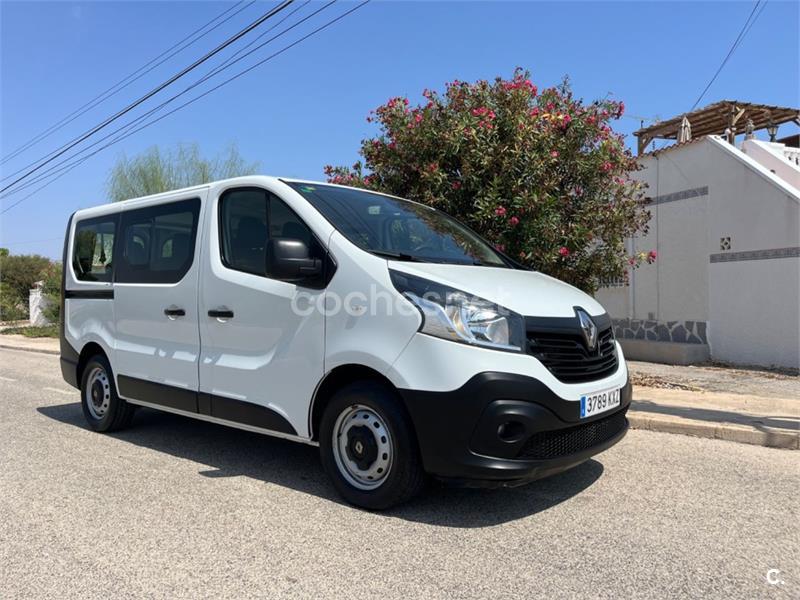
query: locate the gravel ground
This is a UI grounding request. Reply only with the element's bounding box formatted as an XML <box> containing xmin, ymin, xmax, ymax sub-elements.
<box><xmin>1</xmin><ymin>348</ymin><xmax>798</xmax><ymax>599</ymax></box>
<box><xmin>628</xmin><ymin>360</ymin><xmax>800</xmax><ymax>398</ymax></box>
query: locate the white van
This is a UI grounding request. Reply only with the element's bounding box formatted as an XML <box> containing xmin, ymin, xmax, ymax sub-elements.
<box><xmin>60</xmin><ymin>176</ymin><xmax>630</xmax><ymax>509</ymax></box>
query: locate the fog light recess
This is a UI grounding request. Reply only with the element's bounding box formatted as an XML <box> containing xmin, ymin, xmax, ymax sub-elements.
<box><xmin>497</xmin><ymin>421</ymin><xmax>526</xmax><ymax>443</ymax></box>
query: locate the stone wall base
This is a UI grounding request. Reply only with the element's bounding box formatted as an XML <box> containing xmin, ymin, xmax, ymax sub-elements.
<box><xmin>619</xmin><ymin>339</ymin><xmax>710</xmax><ymax>366</ymax></box>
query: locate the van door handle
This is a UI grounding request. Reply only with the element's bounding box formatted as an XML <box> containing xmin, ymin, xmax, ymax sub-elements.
<box><xmin>164</xmin><ymin>307</ymin><xmax>186</xmax><ymax>318</ymax></box>
<box><xmin>208</xmin><ymin>308</ymin><xmax>234</xmax><ymax>319</ymax></box>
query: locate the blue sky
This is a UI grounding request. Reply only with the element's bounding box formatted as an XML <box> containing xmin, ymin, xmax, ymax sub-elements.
<box><xmin>1</xmin><ymin>0</ymin><xmax>798</xmax><ymax>259</ymax></box>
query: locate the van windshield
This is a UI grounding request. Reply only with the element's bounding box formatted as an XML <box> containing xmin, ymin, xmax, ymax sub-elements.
<box><xmin>286</xmin><ymin>182</ymin><xmax>509</xmax><ymax>267</ymax></box>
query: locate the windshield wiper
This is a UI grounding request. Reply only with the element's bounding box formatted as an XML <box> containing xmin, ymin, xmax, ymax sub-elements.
<box><xmin>368</xmin><ymin>250</ymin><xmax>429</xmax><ymax>262</ymax></box>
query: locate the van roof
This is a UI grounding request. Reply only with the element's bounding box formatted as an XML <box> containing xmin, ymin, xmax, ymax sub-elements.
<box><xmin>70</xmin><ymin>175</ymin><xmax>423</xmax><ymax>220</ymax></box>
<box><xmin>70</xmin><ymin>175</ymin><xmax>298</xmax><ymax>218</ymax></box>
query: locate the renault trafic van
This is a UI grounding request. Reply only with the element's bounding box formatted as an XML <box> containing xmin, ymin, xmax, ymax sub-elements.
<box><xmin>60</xmin><ymin>176</ymin><xmax>630</xmax><ymax>509</ymax></box>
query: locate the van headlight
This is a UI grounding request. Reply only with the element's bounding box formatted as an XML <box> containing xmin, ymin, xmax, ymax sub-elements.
<box><xmin>390</xmin><ymin>271</ymin><xmax>525</xmax><ymax>352</ymax></box>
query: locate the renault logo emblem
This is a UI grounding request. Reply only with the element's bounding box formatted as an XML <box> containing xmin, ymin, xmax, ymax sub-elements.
<box><xmin>576</xmin><ymin>308</ymin><xmax>598</xmax><ymax>350</ymax></box>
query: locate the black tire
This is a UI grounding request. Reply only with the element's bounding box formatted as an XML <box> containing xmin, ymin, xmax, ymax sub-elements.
<box><xmin>80</xmin><ymin>354</ymin><xmax>135</xmax><ymax>432</ymax></box>
<box><xmin>319</xmin><ymin>381</ymin><xmax>426</xmax><ymax>510</ymax></box>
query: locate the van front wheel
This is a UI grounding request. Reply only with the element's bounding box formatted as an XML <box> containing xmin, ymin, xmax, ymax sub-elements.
<box><xmin>320</xmin><ymin>382</ymin><xmax>425</xmax><ymax>510</ymax></box>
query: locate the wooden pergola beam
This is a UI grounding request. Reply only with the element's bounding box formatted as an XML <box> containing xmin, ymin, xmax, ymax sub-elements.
<box><xmin>633</xmin><ymin>101</ymin><xmax>800</xmax><ymax>154</ymax></box>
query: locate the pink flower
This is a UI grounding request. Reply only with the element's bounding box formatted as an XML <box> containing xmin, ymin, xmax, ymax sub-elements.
<box><xmin>628</xmin><ymin>257</ymin><xmax>636</xmax><ymax>265</ymax></box>
<box><xmin>487</xmin><ymin>110</ymin><xmax>496</xmax><ymax>120</ymax></box>
<box><xmin>586</xmin><ymin>115</ymin><xmax>596</xmax><ymax>125</ymax></box>
<box><xmin>388</xmin><ymin>141</ymin><xmax>396</xmax><ymax>150</ymax></box>
<box><xmin>529</xmin><ymin>107</ymin><xmax>540</xmax><ymax>118</ymax></box>
<box><xmin>452</xmin><ymin>181</ymin><xmax>462</xmax><ymax>190</ymax></box>
<box><xmin>509</xmin><ymin>216</ymin><xmax>520</xmax><ymax>226</ymax></box>
<box><xmin>561</xmin><ymin>114</ymin><xmax>572</xmax><ymax>127</ymax></box>
<box><xmin>495</xmin><ymin>206</ymin><xmax>507</xmax><ymax>217</ymax></box>
<box><xmin>503</xmin><ymin>78</ymin><xmax>537</xmax><ymax>95</ymax></box>
<box><xmin>414</xmin><ymin>113</ymin><xmax>423</xmax><ymax>124</ymax></box>
<box><xmin>558</xmin><ymin>246</ymin><xmax>570</xmax><ymax>257</ymax></box>
<box><xmin>616</xmin><ymin>101</ymin><xmax>625</xmax><ymax>118</ymax></box>
<box><xmin>601</xmin><ymin>161</ymin><xmax>613</xmax><ymax>172</ymax></box>
<box><xmin>495</xmin><ymin>244</ymin><xmax>506</xmax><ymax>253</ymax></box>
<box><xmin>551</xmin><ymin>150</ymin><xmax>559</xmax><ymax>158</ymax></box>
<box><xmin>648</xmin><ymin>250</ymin><xmax>658</xmax><ymax>262</ymax></box>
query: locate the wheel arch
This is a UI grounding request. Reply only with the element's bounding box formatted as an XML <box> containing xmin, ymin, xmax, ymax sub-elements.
<box><xmin>77</xmin><ymin>341</ymin><xmax>109</xmax><ymax>386</ymax></box>
<box><xmin>309</xmin><ymin>364</ymin><xmax>401</xmax><ymax>441</ymax></box>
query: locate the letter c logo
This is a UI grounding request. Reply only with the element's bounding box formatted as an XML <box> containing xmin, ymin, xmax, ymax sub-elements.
<box><xmin>766</xmin><ymin>569</ymin><xmax>783</xmax><ymax>585</ymax></box>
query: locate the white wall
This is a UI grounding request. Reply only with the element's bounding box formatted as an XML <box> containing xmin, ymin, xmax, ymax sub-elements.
<box><xmin>709</xmin><ymin>258</ymin><xmax>799</xmax><ymax>368</ymax></box>
<box><xmin>705</xmin><ymin>137</ymin><xmax>800</xmax><ymax>368</ymax></box>
<box><xmin>630</xmin><ymin>139</ymin><xmax>711</xmax><ymax>323</ymax></box>
<box><xmin>741</xmin><ymin>139</ymin><xmax>800</xmax><ymax>190</ymax></box>
<box><xmin>594</xmin><ymin>286</ymin><xmax>627</xmax><ymax>317</ymax></box>
<box><xmin>601</xmin><ymin>135</ymin><xmax>800</xmax><ymax>368</ymax></box>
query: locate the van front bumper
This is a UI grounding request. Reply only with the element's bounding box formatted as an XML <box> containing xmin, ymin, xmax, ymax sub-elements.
<box><xmin>399</xmin><ymin>372</ymin><xmax>631</xmax><ymax>486</ymax></box>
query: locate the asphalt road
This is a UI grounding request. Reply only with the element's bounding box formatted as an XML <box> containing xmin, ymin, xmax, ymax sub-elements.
<box><xmin>1</xmin><ymin>348</ymin><xmax>797</xmax><ymax>599</ymax></box>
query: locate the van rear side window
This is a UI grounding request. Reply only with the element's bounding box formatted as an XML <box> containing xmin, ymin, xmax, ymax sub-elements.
<box><xmin>72</xmin><ymin>217</ymin><xmax>117</xmax><ymax>282</ymax></box>
<box><xmin>116</xmin><ymin>198</ymin><xmax>201</xmax><ymax>284</ymax></box>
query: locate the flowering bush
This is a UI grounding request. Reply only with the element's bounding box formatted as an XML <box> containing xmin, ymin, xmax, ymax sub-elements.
<box><xmin>324</xmin><ymin>69</ymin><xmax>653</xmax><ymax>293</ymax></box>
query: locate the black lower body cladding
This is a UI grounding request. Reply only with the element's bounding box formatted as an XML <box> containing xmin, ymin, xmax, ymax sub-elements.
<box><xmin>399</xmin><ymin>371</ymin><xmax>632</xmax><ymax>486</ymax></box>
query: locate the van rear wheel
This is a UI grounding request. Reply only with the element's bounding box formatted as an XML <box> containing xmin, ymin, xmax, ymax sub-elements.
<box><xmin>320</xmin><ymin>381</ymin><xmax>425</xmax><ymax>510</ymax></box>
<box><xmin>80</xmin><ymin>354</ymin><xmax>135</xmax><ymax>432</ymax></box>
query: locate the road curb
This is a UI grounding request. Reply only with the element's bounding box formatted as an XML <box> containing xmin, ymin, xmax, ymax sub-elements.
<box><xmin>628</xmin><ymin>412</ymin><xmax>799</xmax><ymax>450</ymax></box>
<box><xmin>0</xmin><ymin>343</ymin><xmax>60</xmax><ymax>356</ymax></box>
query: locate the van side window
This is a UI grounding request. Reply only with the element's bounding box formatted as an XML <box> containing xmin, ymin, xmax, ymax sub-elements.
<box><xmin>219</xmin><ymin>188</ymin><xmax>322</xmax><ymax>279</ymax></box>
<box><xmin>72</xmin><ymin>217</ymin><xmax>117</xmax><ymax>282</ymax></box>
<box><xmin>116</xmin><ymin>198</ymin><xmax>201</xmax><ymax>284</ymax></box>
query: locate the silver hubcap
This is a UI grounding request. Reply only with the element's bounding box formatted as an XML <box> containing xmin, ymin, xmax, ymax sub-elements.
<box><xmin>332</xmin><ymin>404</ymin><xmax>393</xmax><ymax>490</ymax></box>
<box><xmin>85</xmin><ymin>366</ymin><xmax>111</xmax><ymax>419</ymax></box>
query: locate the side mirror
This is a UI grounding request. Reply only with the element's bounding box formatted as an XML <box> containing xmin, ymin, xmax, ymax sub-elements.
<box><xmin>266</xmin><ymin>238</ymin><xmax>322</xmax><ymax>281</ymax></box>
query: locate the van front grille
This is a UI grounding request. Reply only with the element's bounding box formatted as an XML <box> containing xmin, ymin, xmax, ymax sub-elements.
<box><xmin>526</xmin><ymin>323</ymin><xmax>618</xmax><ymax>384</ymax></box>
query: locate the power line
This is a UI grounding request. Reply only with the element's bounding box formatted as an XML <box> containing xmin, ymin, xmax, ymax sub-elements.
<box><xmin>690</xmin><ymin>1</ymin><xmax>767</xmax><ymax>110</ymax></box>
<box><xmin>0</xmin><ymin>1</ymin><xmax>289</xmax><ymax>188</ymax></box>
<box><xmin>738</xmin><ymin>1</ymin><xmax>769</xmax><ymax>48</ymax></box>
<box><xmin>1</xmin><ymin>0</ymin><xmax>320</xmax><ymax>199</ymax></box>
<box><xmin>1</xmin><ymin>0</ymin><xmax>256</xmax><ymax>166</ymax></box>
<box><xmin>0</xmin><ymin>0</ymin><xmax>295</xmax><ymax>195</ymax></box>
<box><xmin>1</xmin><ymin>1</ymin><xmax>371</xmax><ymax>215</ymax></box>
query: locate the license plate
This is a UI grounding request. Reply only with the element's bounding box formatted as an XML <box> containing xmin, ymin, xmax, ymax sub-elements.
<box><xmin>580</xmin><ymin>387</ymin><xmax>621</xmax><ymax>418</ymax></box>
